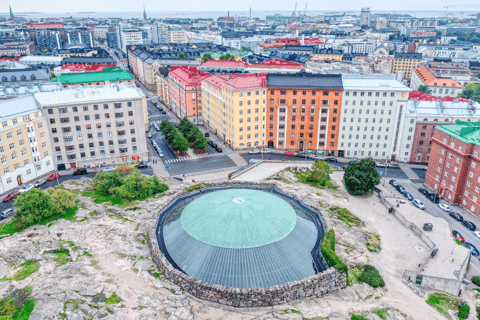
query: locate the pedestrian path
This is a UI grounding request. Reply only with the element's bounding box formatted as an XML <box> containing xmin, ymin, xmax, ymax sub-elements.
<box><xmin>384</xmin><ymin>178</ymin><xmax>413</xmax><ymax>184</ymax></box>
<box><xmin>163</xmin><ymin>153</ymin><xmax>225</xmax><ymax>164</ymax></box>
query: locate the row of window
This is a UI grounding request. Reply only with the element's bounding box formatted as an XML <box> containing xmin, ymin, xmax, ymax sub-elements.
<box><xmin>57</xmin><ymin>147</ymin><xmax>136</xmax><ymax>161</ymax></box>
<box><xmin>272</xmin><ymin>115</ymin><xmax>337</xmax><ymax>123</ymax></box>
<box><xmin>274</xmin><ymin>99</ymin><xmax>339</xmax><ymax>106</ymax></box>
<box><xmin>343</xmin><ymin>118</ymin><xmax>391</xmax><ymax>124</ymax></box>
<box><xmin>0</xmin><ymin>136</ymin><xmax>45</xmax><ymax>153</ymax></box>
<box><xmin>47</xmin><ymin>102</ymin><xmax>133</xmax><ymax>115</ymax></box>
<box><xmin>51</xmin><ymin>121</ymin><xmax>134</xmax><ymax>133</ymax></box>
<box><xmin>55</xmin><ymin>139</ymin><xmax>136</xmax><ymax>152</ymax></box>
<box><xmin>51</xmin><ymin>129</ymin><xmax>136</xmax><ymax>143</ymax></box>
<box><xmin>344</xmin><ymin>100</ymin><xmax>394</xmax><ymax>107</ymax></box>
<box><xmin>273</xmin><ymin>90</ymin><xmax>340</xmax><ymax>96</ymax></box>
<box><xmin>276</xmin><ymin>140</ymin><xmax>335</xmax><ymax>148</ymax></box>
<box><xmin>343</xmin><ymin>109</ymin><xmax>393</xmax><ymax>115</ymax></box>
<box><xmin>1</xmin><ymin>114</ymin><xmax>40</xmax><ymax>129</ymax></box>
<box><xmin>3</xmin><ymin>162</ymin><xmax>48</xmax><ymax>177</ymax></box>
<box><xmin>345</xmin><ymin>91</ymin><xmax>396</xmax><ymax>97</ymax></box>
<box><xmin>345</xmin><ymin>150</ymin><xmax>387</xmax><ymax>157</ymax></box>
<box><xmin>54</xmin><ymin>112</ymin><xmax>134</xmax><ymax>123</ymax></box>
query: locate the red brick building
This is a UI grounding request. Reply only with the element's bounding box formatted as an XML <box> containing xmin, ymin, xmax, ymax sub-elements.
<box><xmin>425</xmin><ymin>121</ymin><xmax>480</xmax><ymax>217</ymax></box>
<box><xmin>266</xmin><ymin>73</ymin><xmax>343</xmax><ymax>155</ymax></box>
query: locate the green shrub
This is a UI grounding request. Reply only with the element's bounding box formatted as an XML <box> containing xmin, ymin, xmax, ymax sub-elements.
<box><xmin>472</xmin><ymin>276</ymin><xmax>480</xmax><ymax>286</ymax></box>
<box><xmin>320</xmin><ymin>229</ymin><xmax>348</xmax><ymax>277</ymax></box>
<box><xmin>0</xmin><ymin>287</ymin><xmax>35</xmax><ymax>320</ymax></box>
<box><xmin>458</xmin><ymin>304</ymin><xmax>470</xmax><ymax>320</ymax></box>
<box><xmin>476</xmin><ymin>306</ymin><xmax>480</xmax><ymax>319</ymax></box>
<box><xmin>361</xmin><ymin>265</ymin><xmax>385</xmax><ymax>288</ymax></box>
<box><xmin>351</xmin><ymin>315</ymin><xmax>368</xmax><ymax>320</ymax></box>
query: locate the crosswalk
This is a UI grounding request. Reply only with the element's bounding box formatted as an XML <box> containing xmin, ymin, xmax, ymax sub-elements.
<box><xmin>163</xmin><ymin>152</ymin><xmax>226</xmax><ymax>164</ymax></box>
<box><xmin>384</xmin><ymin>178</ymin><xmax>413</xmax><ymax>184</ymax></box>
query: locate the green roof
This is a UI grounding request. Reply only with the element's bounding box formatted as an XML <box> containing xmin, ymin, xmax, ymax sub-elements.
<box><xmin>437</xmin><ymin>121</ymin><xmax>480</xmax><ymax>147</ymax></box>
<box><xmin>52</xmin><ymin>67</ymin><xmax>133</xmax><ymax>85</ymax></box>
<box><xmin>180</xmin><ymin>189</ymin><xmax>297</xmax><ymax>249</ymax></box>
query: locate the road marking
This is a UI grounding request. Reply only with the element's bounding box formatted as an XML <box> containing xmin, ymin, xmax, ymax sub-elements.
<box><xmin>163</xmin><ymin>153</ymin><xmax>225</xmax><ymax>164</ymax></box>
<box><xmin>384</xmin><ymin>178</ymin><xmax>413</xmax><ymax>184</ymax></box>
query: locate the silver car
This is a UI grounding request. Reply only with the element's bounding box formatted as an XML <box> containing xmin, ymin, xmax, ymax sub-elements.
<box><xmin>413</xmin><ymin>199</ymin><xmax>425</xmax><ymax>210</ymax></box>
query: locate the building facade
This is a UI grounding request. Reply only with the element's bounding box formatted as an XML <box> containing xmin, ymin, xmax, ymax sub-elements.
<box><xmin>34</xmin><ymin>83</ymin><xmax>149</xmax><ymax>170</ymax></box>
<box><xmin>425</xmin><ymin>121</ymin><xmax>480</xmax><ymax>217</ymax></box>
<box><xmin>266</xmin><ymin>73</ymin><xmax>344</xmax><ymax>155</ymax></box>
<box><xmin>202</xmin><ymin>73</ymin><xmax>267</xmax><ymax>149</ymax></box>
<box><xmin>410</xmin><ymin>66</ymin><xmax>463</xmax><ymax>98</ymax></box>
<box><xmin>337</xmin><ymin>76</ymin><xmax>411</xmax><ymax>160</ymax></box>
<box><xmin>0</xmin><ymin>96</ymin><xmax>54</xmax><ymax>194</ymax></box>
<box><xmin>392</xmin><ymin>53</ymin><xmax>422</xmax><ymax>80</ymax></box>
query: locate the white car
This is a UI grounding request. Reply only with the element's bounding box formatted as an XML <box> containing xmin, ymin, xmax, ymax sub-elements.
<box><xmin>312</xmin><ymin>156</ymin><xmax>325</xmax><ymax>161</ymax></box>
<box><xmin>103</xmin><ymin>166</ymin><xmax>116</xmax><ymax>172</ymax></box>
<box><xmin>376</xmin><ymin>162</ymin><xmax>388</xmax><ymax>168</ymax></box>
<box><xmin>249</xmin><ymin>159</ymin><xmax>261</xmax><ymax>164</ymax></box>
<box><xmin>261</xmin><ymin>148</ymin><xmax>272</xmax><ymax>154</ymax></box>
<box><xmin>249</xmin><ymin>149</ymin><xmax>260</xmax><ymax>154</ymax></box>
<box><xmin>19</xmin><ymin>184</ymin><xmax>34</xmax><ymax>193</ymax></box>
<box><xmin>438</xmin><ymin>203</ymin><xmax>450</xmax><ymax>212</ymax></box>
<box><xmin>413</xmin><ymin>199</ymin><xmax>425</xmax><ymax>210</ymax></box>
<box><xmin>33</xmin><ymin>179</ymin><xmax>46</xmax><ymax>187</ymax></box>
<box><xmin>473</xmin><ymin>231</ymin><xmax>480</xmax><ymax>239</ymax></box>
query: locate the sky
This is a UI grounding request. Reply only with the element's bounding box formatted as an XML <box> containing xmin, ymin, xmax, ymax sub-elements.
<box><xmin>2</xmin><ymin>0</ymin><xmax>480</xmax><ymax>14</ymax></box>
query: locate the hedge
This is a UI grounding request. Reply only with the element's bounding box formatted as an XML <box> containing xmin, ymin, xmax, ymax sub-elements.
<box><xmin>361</xmin><ymin>265</ymin><xmax>385</xmax><ymax>288</ymax></box>
<box><xmin>320</xmin><ymin>229</ymin><xmax>348</xmax><ymax>277</ymax></box>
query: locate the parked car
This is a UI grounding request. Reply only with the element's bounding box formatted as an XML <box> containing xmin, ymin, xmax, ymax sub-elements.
<box><xmin>462</xmin><ymin>221</ymin><xmax>477</xmax><ymax>231</ymax></box>
<box><xmin>452</xmin><ymin>230</ymin><xmax>466</xmax><ymax>242</ymax></box>
<box><xmin>296</xmin><ymin>153</ymin><xmax>310</xmax><ymax>158</ymax></box>
<box><xmin>413</xmin><ymin>199</ymin><xmax>425</xmax><ymax>210</ymax></box>
<box><xmin>396</xmin><ymin>185</ymin><xmax>406</xmax><ymax>194</ymax></box>
<box><xmin>249</xmin><ymin>149</ymin><xmax>260</xmax><ymax>154</ymax></box>
<box><xmin>103</xmin><ymin>166</ymin><xmax>116</xmax><ymax>172</ymax></box>
<box><xmin>404</xmin><ymin>192</ymin><xmax>413</xmax><ymax>201</ymax></box>
<box><xmin>438</xmin><ymin>203</ymin><xmax>450</xmax><ymax>212</ymax></box>
<box><xmin>464</xmin><ymin>242</ymin><xmax>480</xmax><ymax>256</ymax></box>
<box><xmin>426</xmin><ymin>193</ymin><xmax>440</xmax><ymax>203</ymax></box>
<box><xmin>389</xmin><ymin>179</ymin><xmax>399</xmax><ymax>187</ymax></box>
<box><xmin>312</xmin><ymin>156</ymin><xmax>324</xmax><ymax>161</ymax></box>
<box><xmin>156</xmin><ymin>148</ymin><xmax>164</xmax><ymax>157</ymax></box>
<box><xmin>325</xmin><ymin>157</ymin><xmax>338</xmax><ymax>162</ymax></box>
<box><xmin>216</xmin><ymin>147</ymin><xmax>223</xmax><ymax>153</ymax></box>
<box><xmin>148</xmin><ymin>133</ymin><xmax>152</xmax><ymax>138</ymax></box>
<box><xmin>72</xmin><ymin>168</ymin><xmax>88</xmax><ymax>176</ymax></box>
<box><xmin>162</xmin><ymin>111</ymin><xmax>166</xmax><ymax>114</ymax></box>
<box><xmin>449</xmin><ymin>212</ymin><xmax>464</xmax><ymax>222</ymax></box>
<box><xmin>283</xmin><ymin>151</ymin><xmax>295</xmax><ymax>156</ymax></box>
<box><xmin>33</xmin><ymin>179</ymin><xmax>46</xmax><ymax>187</ymax></box>
<box><xmin>376</xmin><ymin>162</ymin><xmax>388</xmax><ymax>167</ymax></box>
<box><xmin>349</xmin><ymin>159</ymin><xmax>358</xmax><ymax>164</ymax></box>
<box><xmin>0</xmin><ymin>208</ymin><xmax>14</xmax><ymax>219</ymax></box>
<box><xmin>136</xmin><ymin>163</ymin><xmax>148</xmax><ymax>169</ymax></box>
<box><xmin>389</xmin><ymin>163</ymin><xmax>400</xmax><ymax>168</ymax></box>
<box><xmin>473</xmin><ymin>231</ymin><xmax>480</xmax><ymax>239</ymax></box>
<box><xmin>204</xmin><ymin>132</ymin><xmax>209</xmax><ymax>137</ymax></box>
<box><xmin>418</xmin><ymin>188</ymin><xmax>428</xmax><ymax>195</ymax></box>
<box><xmin>249</xmin><ymin>159</ymin><xmax>261</xmax><ymax>164</ymax></box>
<box><xmin>19</xmin><ymin>184</ymin><xmax>34</xmax><ymax>193</ymax></box>
<box><xmin>261</xmin><ymin>148</ymin><xmax>272</xmax><ymax>154</ymax></box>
<box><xmin>3</xmin><ymin>191</ymin><xmax>20</xmax><ymax>202</ymax></box>
<box><xmin>47</xmin><ymin>172</ymin><xmax>60</xmax><ymax>181</ymax></box>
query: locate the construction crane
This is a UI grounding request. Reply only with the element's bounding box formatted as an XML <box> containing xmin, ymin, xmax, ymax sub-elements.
<box><xmin>443</xmin><ymin>6</ymin><xmax>448</xmax><ymax>17</ymax></box>
<box><xmin>304</xmin><ymin>3</ymin><xmax>307</xmax><ymax>16</ymax></box>
<box><xmin>292</xmin><ymin>2</ymin><xmax>297</xmax><ymax>19</ymax></box>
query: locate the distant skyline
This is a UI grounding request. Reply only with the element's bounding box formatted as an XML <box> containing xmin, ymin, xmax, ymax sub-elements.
<box><xmin>2</xmin><ymin>1</ymin><xmax>480</xmax><ymax>15</ymax></box>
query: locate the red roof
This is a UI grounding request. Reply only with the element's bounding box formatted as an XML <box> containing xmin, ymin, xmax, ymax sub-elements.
<box><xmin>27</xmin><ymin>23</ymin><xmax>64</xmax><ymax>30</ymax></box>
<box><xmin>409</xmin><ymin>91</ymin><xmax>469</xmax><ymax>102</ymax></box>
<box><xmin>413</xmin><ymin>66</ymin><xmax>463</xmax><ymax>88</ymax></box>
<box><xmin>169</xmin><ymin>66</ymin><xmax>211</xmax><ymax>87</ymax></box>
<box><xmin>200</xmin><ymin>60</ymin><xmax>247</xmax><ymax>68</ymax></box>
<box><xmin>203</xmin><ymin>73</ymin><xmax>267</xmax><ymax>91</ymax></box>
<box><xmin>0</xmin><ymin>57</ymin><xmax>19</xmax><ymax>62</ymax></box>
<box><xmin>61</xmin><ymin>63</ymin><xmax>117</xmax><ymax>73</ymax></box>
<box><xmin>274</xmin><ymin>37</ymin><xmax>323</xmax><ymax>45</ymax></box>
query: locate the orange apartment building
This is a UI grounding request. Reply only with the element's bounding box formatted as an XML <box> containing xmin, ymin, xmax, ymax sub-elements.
<box><xmin>168</xmin><ymin>66</ymin><xmax>210</xmax><ymax>124</ymax></box>
<box><xmin>266</xmin><ymin>73</ymin><xmax>344</xmax><ymax>156</ymax></box>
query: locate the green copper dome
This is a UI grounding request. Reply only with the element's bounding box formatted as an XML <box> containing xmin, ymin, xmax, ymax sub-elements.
<box><xmin>180</xmin><ymin>189</ymin><xmax>297</xmax><ymax>249</ymax></box>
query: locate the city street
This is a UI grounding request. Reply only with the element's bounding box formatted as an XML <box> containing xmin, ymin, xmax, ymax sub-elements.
<box><xmin>385</xmin><ymin>179</ymin><xmax>480</xmax><ymax>268</ymax></box>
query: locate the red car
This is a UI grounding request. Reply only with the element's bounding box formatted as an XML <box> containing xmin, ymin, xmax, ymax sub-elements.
<box><xmin>452</xmin><ymin>230</ymin><xmax>465</xmax><ymax>243</ymax></box>
<box><xmin>284</xmin><ymin>151</ymin><xmax>295</xmax><ymax>156</ymax></box>
<box><xmin>47</xmin><ymin>172</ymin><xmax>60</xmax><ymax>181</ymax></box>
<box><xmin>3</xmin><ymin>191</ymin><xmax>20</xmax><ymax>202</ymax></box>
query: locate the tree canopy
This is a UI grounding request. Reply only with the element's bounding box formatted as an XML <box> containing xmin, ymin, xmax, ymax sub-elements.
<box><xmin>14</xmin><ymin>189</ymin><xmax>56</xmax><ymax>226</ymax></box>
<box><xmin>417</xmin><ymin>85</ymin><xmax>431</xmax><ymax>94</ymax></box>
<box><xmin>458</xmin><ymin>83</ymin><xmax>480</xmax><ymax>103</ymax></box>
<box><xmin>343</xmin><ymin>158</ymin><xmax>380</xmax><ymax>195</ymax></box>
<box><xmin>202</xmin><ymin>53</ymin><xmax>214</xmax><ymax>62</ymax></box>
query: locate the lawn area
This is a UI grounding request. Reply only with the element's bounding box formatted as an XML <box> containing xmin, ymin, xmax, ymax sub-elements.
<box><xmin>328</xmin><ymin>206</ymin><xmax>361</xmax><ymax>228</ymax></box>
<box><xmin>82</xmin><ymin>190</ymin><xmax>125</xmax><ymax>206</ymax></box>
<box><xmin>0</xmin><ymin>261</ymin><xmax>40</xmax><ymax>282</ymax></box>
<box><xmin>43</xmin><ymin>249</ymin><xmax>72</xmax><ymax>265</ymax></box>
<box><xmin>0</xmin><ymin>206</ymin><xmax>79</xmax><ymax>237</ymax></box>
<box><xmin>426</xmin><ymin>293</ymin><xmax>460</xmax><ymax>320</ymax></box>
<box><xmin>0</xmin><ymin>287</ymin><xmax>35</xmax><ymax>320</ymax></box>
<box><xmin>294</xmin><ymin>171</ymin><xmax>338</xmax><ymax>190</ymax></box>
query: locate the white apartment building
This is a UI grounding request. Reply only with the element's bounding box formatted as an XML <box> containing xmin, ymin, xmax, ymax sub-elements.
<box><xmin>116</xmin><ymin>23</ymin><xmax>143</xmax><ymax>53</ymax></box>
<box><xmin>187</xmin><ymin>32</ymin><xmax>222</xmax><ymax>45</ymax></box>
<box><xmin>34</xmin><ymin>83</ymin><xmax>149</xmax><ymax>170</ymax></box>
<box><xmin>337</xmin><ymin>75</ymin><xmax>411</xmax><ymax>160</ymax></box>
<box><xmin>0</xmin><ymin>96</ymin><xmax>54</xmax><ymax>194</ymax></box>
<box><xmin>168</xmin><ymin>27</ymin><xmax>187</xmax><ymax>44</ymax></box>
<box><xmin>93</xmin><ymin>25</ymin><xmax>110</xmax><ymax>39</ymax></box>
<box><xmin>152</xmin><ymin>22</ymin><xmax>169</xmax><ymax>44</ymax></box>
<box><xmin>223</xmin><ymin>38</ymin><xmax>241</xmax><ymax>50</ymax></box>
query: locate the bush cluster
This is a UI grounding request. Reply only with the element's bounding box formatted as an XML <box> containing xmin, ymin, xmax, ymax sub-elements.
<box><xmin>458</xmin><ymin>304</ymin><xmax>470</xmax><ymax>320</ymax></box>
<box><xmin>320</xmin><ymin>229</ymin><xmax>348</xmax><ymax>277</ymax></box>
<box><xmin>160</xmin><ymin>120</ymin><xmax>189</xmax><ymax>153</ymax></box>
<box><xmin>343</xmin><ymin>158</ymin><xmax>380</xmax><ymax>195</ymax></box>
<box><xmin>177</xmin><ymin>118</ymin><xmax>208</xmax><ymax>151</ymax></box>
<box><xmin>472</xmin><ymin>276</ymin><xmax>480</xmax><ymax>286</ymax></box>
<box><xmin>361</xmin><ymin>265</ymin><xmax>385</xmax><ymax>288</ymax></box>
<box><xmin>93</xmin><ymin>167</ymin><xmax>168</xmax><ymax>201</ymax></box>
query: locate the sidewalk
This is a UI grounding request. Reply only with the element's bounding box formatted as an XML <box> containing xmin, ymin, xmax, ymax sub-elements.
<box><xmin>399</xmin><ymin>163</ymin><xmax>421</xmax><ymax>180</ymax></box>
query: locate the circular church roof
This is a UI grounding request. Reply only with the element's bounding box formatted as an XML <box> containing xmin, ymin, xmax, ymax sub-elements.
<box><xmin>180</xmin><ymin>189</ymin><xmax>297</xmax><ymax>248</ymax></box>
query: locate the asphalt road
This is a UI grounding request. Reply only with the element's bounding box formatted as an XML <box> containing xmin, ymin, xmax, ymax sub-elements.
<box><xmin>388</xmin><ymin>181</ymin><xmax>480</xmax><ymax>268</ymax></box>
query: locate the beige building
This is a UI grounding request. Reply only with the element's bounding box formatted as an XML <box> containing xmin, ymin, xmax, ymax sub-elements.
<box><xmin>168</xmin><ymin>28</ymin><xmax>188</xmax><ymax>44</ymax></box>
<box><xmin>155</xmin><ymin>72</ymin><xmax>170</xmax><ymax>107</ymax></box>
<box><xmin>392</xmin><ymin>53</ymin><xmax>423</xmax><ymax>80</ymax></box>
<box><xmin>34</xmin><ymin>83</ymin><xmax>149</xmax><ymax>170</ymax></box>
<box><xmin>0</xmin><ymin>96</ymin><xmax>54</xmax><ymax>194</ymax></box>
<box><xmin>202</xmin><ymin>74</ymin><xmax>267</xmax><ymax>149</ymax></box>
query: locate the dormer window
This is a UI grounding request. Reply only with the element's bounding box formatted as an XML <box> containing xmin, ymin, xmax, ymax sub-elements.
<box><xmin>1</xmin><ymin>76</ymin><xmax>6</xmax><ymax>82</ymax></box>
<box><xmin>10</xmin><ymin>76</ymin><xmax>16</xmax><ymax>81</ymax></box>
<box><xmin>20</xmin><ymin>75</ymin><xmax>26</xmax><ymax>81</ymax></box>
<box><xmin>30</xmin><ymin>75</ymin><xmax>36</xmax><ymax>80</ymax></box>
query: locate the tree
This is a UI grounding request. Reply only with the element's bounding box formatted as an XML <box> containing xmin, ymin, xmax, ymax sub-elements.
<box><xmin>49</xmin><ymin>189</ymin><xmax>75</xmax><ymax>213</ymax></box>
<box><xmin>202</xmin><ymin>53</ymin><xmax>214</xmax><ymax>62</ymax></box>
<box><xmin>343</xmin><ymin>158</ymin><xmax>380</xmax><ymax>195</ymax></box>
<box><xmin>178</xmin><ymin>52</ymin><xmax>187</xmax><ymax>59</ymax></box>
<box><xmin>14</xmin><ymin>189</ymin><xmax>55</xmax><ymax>226</ymax></box>
<box><xmin>112</xmin><ymin>172</ymin><xmax>169</xmax><ymax>200</ymax></box>
<box><xmin>417</xmin><ymin>85</ymin><xmax>432</xmax><ymax>94</ymax></box>
<box><xmin>93</xmin><ymin>171</ymin><xmax>122</xmax><ymax>195</ymax></box>
<box><xmin>193</xmin><ymin>132</ymin><xmax>208</xmax><ymax>150</ymax></box>
<box><xmin>458</xmin><ymin>83</ymin><xmax>480</xmax><ymax>103</ymax></box>
<box><xmin>219</xmin><ymin>53</ymin><xmax>235</xmax><ymax>61</ymax></box>
<box><xmin>172</xmin><ymin>134</ymin><xmax>189</xmax><ymax>153</ymax></box>
<box><xmin>310</xmin><ymin>161</ymin><xmax>332</xmax><ymax>185</ymax></box>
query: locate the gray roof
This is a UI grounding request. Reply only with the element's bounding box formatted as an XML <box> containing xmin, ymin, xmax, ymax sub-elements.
<box><xmin>394</xmin><ymin>53</ymin><xmax>422</xmax><ymax>60</ymax></box>
<box><xmin>284</xmin><ymin>45</ymin><xmax>315</xmax><ymax>52</ymax></box>
<box><xmin>267</xmin><ymin>72</ymin><xmax>343</xmax><ymax>89</ymax></box>
<box><xmin>0</xmin><ymin>68</ymin><xmax>49</xmax><ymax>84</ymax></box>
<box><xmin>0</xmin><ymin>95</ymin><xmax>41</xmax><ymax>120</ymax></box>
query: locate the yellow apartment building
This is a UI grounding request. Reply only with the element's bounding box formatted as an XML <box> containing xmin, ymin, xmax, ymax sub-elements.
<box><xmin>312</xmin><ymin>48</ymin><xmax>344</xmax><ymax>61</ymax></box>
<box><xmin>392</xmin><ymin>52</ymin><xmax>423</xmax><ymax>80</ymax></box>
<box><xmin>202</xmin><ymin>73</ymin><xmax>267</xmax><ymax>150</ymax></box>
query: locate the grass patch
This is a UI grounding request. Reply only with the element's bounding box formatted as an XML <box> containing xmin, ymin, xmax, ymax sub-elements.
<box><xmin>320</xmin><ymin>229</ymin><xmax>348</xmax><ymax>277</ymax></box>
<box><xmin>78</xmin><ymin>251</ymin><xmax>93</xmax><ymax>258</ymax></box>
<box><xmin>108</xmin><ymin>212</ymin><xmax>134</xmax><ymax>223</ymax></box>
<box><xmin>294</xmin><ymin>171</ymin><xmax>338</xmax><ymax>190</ymax></box>
<box><xmin>350</xmin><ymin>315</ymin><xmax>368</xmax><ymax>320</ymax></box>
<box><xmin>105</xmin><ymin>292</ymin><xmax>123</xmax><ymax>305</ymax></box>
<box><xmin>0</xmin><ymin>261</ymin><xmax>40</xmax><ymax>282</ymax></box>
<box><xmin>366</xmin><ymin>233</ymin><xmax>381</xmax><ymax>252</ymax></box>
<box><xmin>426</xmin><ymin>293</ymin><xmax>460</xmax><ymax>320</ymax></box>
<box><xmin>361</xmin><ymin>265</ymin><xmax>385</xmax><ymax>288</ymax></box>
<box><xmin>347</xmin><ymin>265</ymin><xmax>364</xmax><ymax>286</ymax></box>
<box><xmin>89</xmin><ymin>212</ymin><xmax>98</xmax><ymax>217</ymax></box>
<box><xmin>44</xmin><ymin>249</ymin><xmax>72</xmax><ymax>265</ymax></box>
<box><xmin>153</xmin><ymin>271</ymin><xmax>163</xmax><ymax>278</ymax></box>
<box><xmin>0</xmin><ymin>206</ymin><xmax>78</xmax><ymax>237</ymax></box>
<box><xmin>328</xmin><ymin>206</ymin><xmax>361</xmax><ymax>228</ymax></box>
<box><xmin>82</xmin><ymin>190</ymin><xmax>124</xmax><ymax>206</ymax></box>
<box><xmin>183</xmin><ymin>182</ymin><xmax>207</xmax><ymax>192</ymax></box>
<box><xmin>372</xmin><ymin>308</ymin><xmax>391</xmax><ymax>320</ymax></box>
<box><xmin>0</xmin><ymin>287</ymin><xmax>35</xmax><ymax>320</ymax></box>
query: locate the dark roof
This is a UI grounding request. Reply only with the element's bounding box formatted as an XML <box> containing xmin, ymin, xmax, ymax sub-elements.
<box><xmin>313</xmin><ymin>48</ymin><xmax>343</xmax><ymax>55</ymax></box>
<box><xmin>0</xmin><ymin>68</ymin><xmax>49</xmax><ymax>83</ymax></box>
<box><xmin>267</xmin><ymin>72</ymin><xmax>343</xmax><ymax>89</ymax></box>
<box><xmin>284</xmin><ymin>45</ymin><xmax>315</xmax><ymax>52</ymax></box>
<box><xmin>394</xmin><ymin>53</ymin><xmax>422</xmax><ymax>60</ymax></box>
<box><xmin>61</xmin><ymin>56</ymin><xmax>116</xmax><ymax>65</ymax></box>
